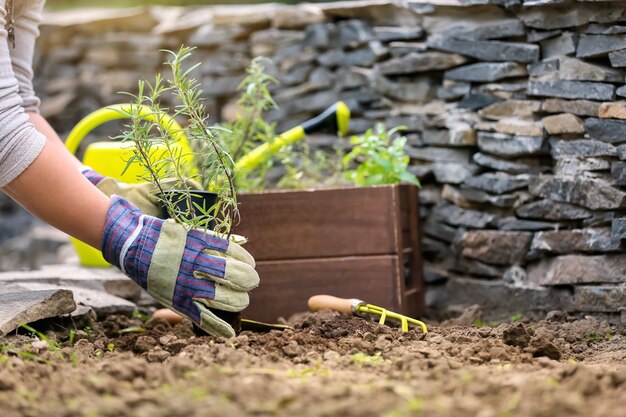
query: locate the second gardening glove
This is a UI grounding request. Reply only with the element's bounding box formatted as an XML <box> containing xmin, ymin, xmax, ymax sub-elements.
<box><xmin>101</xmin><ymin>195</ymin><xmax>259</xmax><ymax>337</ymax></box>
<box><xmin>81</xmin><ymin>166</ymin><xmax>202</xmax><ymax>218</ymax></box>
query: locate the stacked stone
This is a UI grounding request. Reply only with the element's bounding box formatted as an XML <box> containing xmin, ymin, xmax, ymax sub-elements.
<box><xmin>31</xmin><ymin>0</ymin><xmax>626</xmax><ymax>323</ymax></box>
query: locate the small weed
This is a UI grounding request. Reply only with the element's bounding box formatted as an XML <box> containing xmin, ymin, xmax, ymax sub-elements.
<box><xmin>68</xmin><ymin>329</ymin><xmax>76</xmax><ymax>346</ymax></box>
<box><xmin>20</xmin><ymin>324</ymin><xmax>60</xmax><ymax>352</ymax></box>
<box><xmin>351</xmin><ymin>352</ymin><xmax>389</xmax><ymax>366</ymax></box>
<box><xmin>117</xmin><ymin>327</ymin><xmax>146</xmax><ymax>334</ymax></box>
<box><xmin>106</xmin><ymin>343</ymin><xmax>115</xmax><ymax>353</ymax></box>
<box><xmin>510</xmin><ymin>313</ymin><xmax>524</xmax><ymax>322</ymax></box>
<box><xmin>605</xmin><ymin>332</ymin><xmax>613</xmax><ymax>341</ymax></box>
<box><xmin>585</xmin><ymin>333</ymin><xmax>599</xmax><ymax>341</ymax></box>
<box><xmin>132</xmin><ymin>310</ymin><xmax>151</xmax><ymax>322</ymax></box>
<box><xmin>473</xmin><ymin>318</ymin><xmax>499</xmax><ymax>328</ymax></box>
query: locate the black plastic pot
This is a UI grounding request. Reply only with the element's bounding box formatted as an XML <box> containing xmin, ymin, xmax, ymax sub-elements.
<box><xmin>159</xmin><ymin>189</ymin><xmax>217</xmax><ymax>226</ymax></box>
<box><xmin>159</xmin><ymin>189</ymin><xmax>242</xmax><ymax>334</ymax></box>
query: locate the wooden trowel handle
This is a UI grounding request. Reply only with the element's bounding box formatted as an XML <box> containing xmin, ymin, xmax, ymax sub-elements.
<box><xmin>308</xmin><ymin>295</ymin><xmax>363</xmax><ymax>314</ymax></box>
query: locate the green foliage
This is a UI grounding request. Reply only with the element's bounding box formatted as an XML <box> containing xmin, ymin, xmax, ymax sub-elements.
<box><xmin>116</xmin><ymin>46</ymin><xmax>238</xmax><ymax>236</ymax></box>
<box><xmin>217</xmin><ymin>57</ymin><xmax>279</xmax><ymax>192</ymax></box>
<box><xmin>276</xmin><ymin>142</ymin><xmax>345</xmax><ymax>190</ymax></box>
<box><xmin>342</xmin><ymin>124</ymin><xmax>421</xmax><ymax>188</ymax></box>
<box><xmin>510</xmin><ymin>313</ymin><xmax>524</xmax><ymax>322</ymax></box>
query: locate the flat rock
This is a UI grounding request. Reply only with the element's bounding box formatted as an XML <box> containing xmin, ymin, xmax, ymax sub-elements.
<box><xmin>461</xmin><ymin>230</ymin><xmax>533</xmax><ymax>265</ymax></box>
<box><xmin>611</xmin><ymin>218</ymin><xmax>626</xmax><ymax>241</ymax></box>
<box><xmin>373</xmin><ymin>26</ymin><xmax>424</xmax><ymax>42</ymax></box>
<box><xmin>540</xmin><ymin>32</ymin><xmax>578</xmax><ymax>58</ymax></box>
<box><xmin>618</xmin><ymin>144</ymin><xmax>626</xmax><ymax>160</ymax></box>
<box><xmin>611</xmin><ymin>161</ymin><xmax>626</xmax><ymax>185</ymax></box>
<box><xmin>442</xmin><ymin>185</ymin><xmax>522</xmax><ymax>209</ymax></box>
<box><xmin>477</xmin><ymin>132</ymin><xmax>546</xmax><ymax>157</ymax></box>
<box><xmin>577</xmin><ymin>34</ymin><xmax>626</xmax><ymax>58</ymax></box>
<box><xmin>479</xmin><ymin>100</ymin><xmax>541</xmax><ymax>121</ymax></box>
<box><xmin>528</xmin><ymin>254</ymin><xmax>626</xmax><ymax>285</ymax></box>
<box><xmin>608</xmin><ymin>49</ymin><xmax>626</xmax><ymax>67</ymax></box>
<box><xmin>552</xmin><ymin>139</ymin><xmax>617</xmax><ymax>158</ymax></box>
<box><xmin>529</xmin><ymin>56</ymin><xmax>623</xmax><ymax>83</ymax></box>
<box><xmin>370</xmin><ymin>71</ymin><xmax>436</xmax><ymax>102</ymax></box>
<box><xmin>528</xmin><ymin>80</ymin><xmax>615</xmax><ymax>101</ymax></box>
<box><xmin>584</xmin><ymin>118</ymin><xmax>626</xmax><ymax>144</ymax></box>
<box><xmin>531</xmin><ymin>228</ymin><xmax>620</xmax><ymax>254</ymax></box>
<box><xmin>516</xmin><ymin>199</ymin><xmax>592</xmax><ymax>220</ymax></box>
<box><xmin>516</xmin><ymin>5</ymin><xmax>591</xmax><ymax>30</ymax></box>
<box><xmin>0</xmin><ymin>289</ymin><xmax>76</xmax><ymax>336</ymax></box>
<box><xmin>464</xmin><ymin>172</ymin><xmax>530</xmax><ymax>195</ymax></box>
<box><xmin>422</xmin><ymin>124</ymin><xmax>476</xmax><ymax>147</ymax></box>
<box><xmin>0</xmin><ymin>265</ymin><xmax>141</xmax><ymax>301</ymax></box>
<box><xmin>555</xmin><ymin>157</ymin><xmax>611</xmax><ymax>176</ymax></box>
<box><xmin>12</xmin><ymin>283</ymin><xmax>137</xmax><ymax>318</ymax></box>
<box><xmin>272</xmin><ymin>4</ymin><xmax>325</xmax><ymax>29</ymax></box>
<box><xmin>430</xmin><ymin>277</ymin><xmax>572</xmax><ymax>320</ymax></box>
<box><xmin>472</xmin><ymin>152</ymin><xmax>545</xmax><ymax>174</ymax></box>
<box><xmin>529</xmin><ymin>175</ymin><xmax>626</xmax><ymax>210</ymax></box>
<box><xmin>541</xmin><ymin>98</ymin><xmax>600</xmax><ymax>116</ymax></box>
<box><xmin>423</xmin><ymin>216</ymin><xmax>459</xmax><ymax>243</ymax></box>
<box><xmin>458</xmin><ymin>92</ymin><xmax>501</xmax><ymax>110</ymax></box>
<box><xmin>377</xmin><ymin>52</ymin><xmax>468</xmax><ymax>75</ymax></box>
<box><xmin>405</xmin><ymin>146</ymin><xmax>470</xmax><ymax>163</ymax></box>
<box><xmin>573</xmin><ymin>285</ymin><xmax>626</xmax><ymax>313</ymax></box>
<box><xmin>541</xmin><ymin>113</ymin><xmax>585</xmax><ymax>135</ymax></box>
<box><xmin>444</xmin><ymin>62</ymin><xmax>526</xmax><ymax>83</ymax></box>
<box><xmin>452</xmin><ymin>257</ymin><xmax>505</xmax><ymax>279</ymax></box>
<box><xmin>432</xmin><ymin>162</ymin><xmax>479</xmax><ymax>184</ymax></box>
<box><xmin>482</xmin><ymin>119</ymin><xmax>543</xmax><ymax>137</ymax></box>
<box><xmin>437</xmin><ymin>81</ymin><xmax>471</xmax><ymax>101</ymax></box>
<box><xmin>438</xmin><ymin>19</ymin><xmax>526</xmax><ymax>41</ymax></box>
<box><xmin>434</xmin><ymin>202</ymin><xmax>496</xmax><ymax>229</ymax></box>
<box><xmin>598</xmin><ymin>102</ymin><xmax>626</xmax><ymax>119</ymax></box>
<box><xmin>497</xmin><ymin>217</ymin><xmax>560</xmax><ymax>231</ymax></box>
<box><xmin>427</xmin><ymin>37</ymin><xmax>540</xmax><ymax>63</ymax></box>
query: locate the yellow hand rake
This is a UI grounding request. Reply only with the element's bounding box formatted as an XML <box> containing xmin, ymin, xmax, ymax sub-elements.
<box><xmin>308</xmin><ymin>295</ymin><xmax>428</xmax><ymax>333</ymax></box>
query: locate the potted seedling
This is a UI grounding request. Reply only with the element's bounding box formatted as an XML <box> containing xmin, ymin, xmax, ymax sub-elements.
<box><xmin>115</xmin><ymin>46</ymin><xmax>240</xmax><ymax>329</ymax></box>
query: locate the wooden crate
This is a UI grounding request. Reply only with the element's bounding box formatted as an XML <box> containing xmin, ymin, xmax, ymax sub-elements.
<box><xmin>234</xmin><ymin>184</ymin><xmax>424</xmax><ymax>323</ymax></box>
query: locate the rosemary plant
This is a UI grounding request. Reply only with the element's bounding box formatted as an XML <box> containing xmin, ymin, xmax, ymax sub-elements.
<box><xmin>115</xmin><ymin>46</ymin><xmax>238</xmax><ymax>236</ymax></box>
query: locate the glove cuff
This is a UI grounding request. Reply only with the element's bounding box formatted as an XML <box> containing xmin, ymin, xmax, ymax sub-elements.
<box><xmin>79</xmin><ymin>165</ymin><xmax>106</xmax><ymax>186</ymax></box>
<box><xmin>101</xmin><ymin>196</ymin><xmax>164</xmax><ymax>289</ymax></box>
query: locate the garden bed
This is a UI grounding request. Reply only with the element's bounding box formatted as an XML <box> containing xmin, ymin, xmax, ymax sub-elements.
<box><xmin>0</xmin><ymin>309</ymin><xmax>624</xmax><ymax>417</ymax></box>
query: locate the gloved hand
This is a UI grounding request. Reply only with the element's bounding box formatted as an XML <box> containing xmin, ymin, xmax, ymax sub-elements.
<box><xmin>101</xmin><ymin>195</ymin><xmax>259</xmax><ymax>337</ymax></box>
<box><xmin>81</xmin><ymin>166</ymin><xmax>202</xmax><ymax>218</ymax></box>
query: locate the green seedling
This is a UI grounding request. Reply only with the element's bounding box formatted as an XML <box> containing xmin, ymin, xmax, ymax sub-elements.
<box><xmin>20</xmin><ymin>323</ymin><xmax>60</xmax><ymax>352</ymax></box>
<box><xmin>343</xmin><ymin>124</ymin><xmax>420</xmax><ymax>188</ymax></box>
<box><xmin>351</xmin><ymin>352</ymin><xmax>389</xmax><ymax>367</ymax></box>
<box><xmin>106</xmin><ymin>343</ymin><xmax>116</xmax><ymax>352</ymax></box>
<box><xmin>510</xmin><ymin>313</ymin><xmax>524</xmax><ymax>322</ymax></box>
<box><xmin>132</xmin><ymin>310</ymin><xmax>150</xmax><ymax>322</ymax></box>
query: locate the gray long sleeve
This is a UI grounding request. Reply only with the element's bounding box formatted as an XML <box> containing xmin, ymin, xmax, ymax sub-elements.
<box><xmin>0</xmin><ymin>0</ymin><xmax>45</xmax><ymax>187</ymax></box>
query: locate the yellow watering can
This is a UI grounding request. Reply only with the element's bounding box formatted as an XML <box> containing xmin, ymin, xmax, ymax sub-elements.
<box><xmin>66</xmin><ymin>101</ymin><xmax>350</xmax><ymax>267</ymax></box>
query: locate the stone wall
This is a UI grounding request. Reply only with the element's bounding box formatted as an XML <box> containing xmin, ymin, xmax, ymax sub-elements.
<box><xmin>33</xmin><ymin>0</ymin><xmax>626</xmax><ymax>323</ymax></box>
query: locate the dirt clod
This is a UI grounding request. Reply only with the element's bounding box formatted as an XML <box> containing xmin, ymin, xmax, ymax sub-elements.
<box><xmin>502</xmin><ymin>322</ymin><xmax>531</xmax><ymax>348</ymax></box>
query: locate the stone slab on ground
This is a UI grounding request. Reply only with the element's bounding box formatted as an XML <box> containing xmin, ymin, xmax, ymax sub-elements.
<box><xmin>4</xmin><ymin>282</ymin><xmax>137</xmax><ymax>318</ymax></box>
<box><xmin>0</xmin><ymin>289</ymin><xmax>76</xmax><ymax>336</ymax></box>
<box><xmin>0</xmin><ymin>264</ymin><xmax>141</xmax><ymax>301</ymax></box>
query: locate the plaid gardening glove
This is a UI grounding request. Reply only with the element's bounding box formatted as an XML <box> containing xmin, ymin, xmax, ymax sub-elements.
<box><xmin>80</xmin><ymin>166</ymin><xmax>202</xmax><ymax>218</ymax></box>
<box><xmin>101</xmin><ymin>195</ymin><xmax>259</xmax><ymax>337</ymax></box>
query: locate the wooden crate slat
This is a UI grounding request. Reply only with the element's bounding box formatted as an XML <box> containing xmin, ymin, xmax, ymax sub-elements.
<box><xmin>235</xmin><ymin>186</ymin><xmax>400</xmax><ymax>261</ymax></box>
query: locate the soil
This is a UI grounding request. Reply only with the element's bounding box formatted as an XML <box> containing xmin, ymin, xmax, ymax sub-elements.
<box><xmin>0</xmin><ymin>309</ymin><xmax>625</xmax><ymax>417</ymax></box>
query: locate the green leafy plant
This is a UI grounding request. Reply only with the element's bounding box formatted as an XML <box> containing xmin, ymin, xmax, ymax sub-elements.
<box><xmin>342</xmin><ymin>124</ymin><xmax>420</xmax><ymax>188</ymax></box>
<box><xmin>215</xmin><ymin>56</ymin><xmax>279</xmax><ymax>192</ymax></box>
<box><xmin>117</xmin><ymin>46</ymin><xmax>238</xmax><ymax>236</ymax></box>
